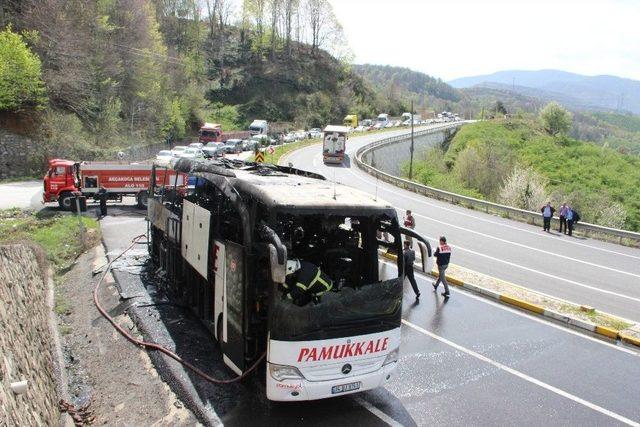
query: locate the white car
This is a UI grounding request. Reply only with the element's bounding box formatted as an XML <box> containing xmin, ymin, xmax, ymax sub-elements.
<box><xmin>189</xmin><ymin>142</ymin><xmax>204</xmax><ymax>149</ymax></box>
<box><xmin>156</xmin><ymin>150</ymin><xmax>173</xmax><ymax>162</ymax></box>
<box><xmin>373</xmin><ymin>123</ymin><xmax>384</xmax><ymax>130</ymax></box>
<box><xmin>284</xmin><ymin>133</ymin><xmax>296</xmax><ymax>143</ymax></box>
<box><xmin>294</xmin><ymin>130</ymin><xmax>307</xmax><ymax>140</ymax></box>
<box><xmin>354</xmin><ymin>125</ymin><xmax>365</xmax><ymax>132</ymax></box>
<box><xmin>308</xmin><ymin>128</ymin><xmax>322</xmax><ymax>138</ymax></box>
<box><xmin>171</xmin><ymin>145</ymin><xmax>188</xmax><ymax>157</ymax></box>
<box><xmin>179</xmin><ymin>147</ymin><xmax>204</xmax><ymax>159</ymax></box>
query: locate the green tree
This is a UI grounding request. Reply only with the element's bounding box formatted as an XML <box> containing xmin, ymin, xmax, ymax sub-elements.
<box><xmin>539</xmin><ymin>102</ymin><xmax>572</xmax><ymax>136</ymax></box>
<box><xmin>0</xmin><ymin>26</ymin><xmax>46</xmax><ymax>111</ymax></box>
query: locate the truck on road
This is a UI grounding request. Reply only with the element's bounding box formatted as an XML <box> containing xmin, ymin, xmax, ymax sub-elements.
<box><xmin>43</xmin><ymin>158</ymin><xmax>185</xmax><ymax>210</ymax></box>
<box><xmin>343</xmin><ymin>114</ymin><xmax>358</xmax><ymax>128</ymax></box>
<box><xmin>148</xmin><ymin>158</ymin><xmax>431</xmax><ymax>401</ymax></box>
<box><xmin>248</xmin><ymin>119</ymin><xmax>269</xmax><ymax>136</ymax></box>
<box><xmin>199</xmin><ymin>123</ymin><xmax>250</xmax><ymax>144</ymax></box>
<box><xmin>322</xmin><ymin>125</ymin><xmax>349</xmax><ymax>164</ymax></box>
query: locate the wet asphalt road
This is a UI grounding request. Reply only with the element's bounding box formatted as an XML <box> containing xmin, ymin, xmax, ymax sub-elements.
<box><xmin>283</xmin><ymin>126</ymin><xmax>640</xmax><ymax>322</ymax></box>
<box><xmin>99</xmin><ymin>206</ymin><xmax>640</xmax><ymax>426</ymax></box>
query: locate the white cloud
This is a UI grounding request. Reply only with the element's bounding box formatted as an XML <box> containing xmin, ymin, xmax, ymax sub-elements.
<box><xmin>328</xmin><ymin>0</ymin><xmax>640</xmax><ymax>81</ymax></box>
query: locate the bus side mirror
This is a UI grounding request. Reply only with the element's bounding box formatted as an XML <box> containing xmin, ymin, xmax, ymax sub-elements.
<box><xmin>267</xmin><ymin>244</ymin><xmax>286</xmax><ymax>284</ymax></box>
<box><xmin>416</xmin><ymin>241</ymin><xmax>430</xmax><ymax>273</ymax></box>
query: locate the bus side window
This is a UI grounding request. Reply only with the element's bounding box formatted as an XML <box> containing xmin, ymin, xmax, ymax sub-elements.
<box><xmin>220</xmin><ymin>198</ymin><xmax>242</xmax><ymax>244</ymax></box>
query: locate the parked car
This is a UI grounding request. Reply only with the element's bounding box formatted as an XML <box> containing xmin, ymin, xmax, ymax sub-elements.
<box><xmin>242</xmin><ymin>139</ymin><xmax>259</xmax><ymax>151</ymax></box>
<box><xmin>171</xmin><ymin>145</ymin><xmax>188</xmax><ymax>157</ymax></box>
<box><xmin>308</xmin><ymin>128</ymin><xmax>322</xmax><ymax>138</ymax></box>
<box><xmin>372</xmin><ymin>123</ymin><xmax>384</xmax><ymax>130</ymax></box>
<box><xmin>189</xmin><ymin>142</ymin><xmax>204</xmax><ymax>149</ymax></box>
<box><xmin>224</xmin><ymin>139</ymin><xmax>243</xmax><ymax>154</ymax></box>
<box><xmin>180</xmin><ymin>147</ymin><xmax>204</xmax><ymax>159</ymax></box>
<box><xmin>202</xmin><ymin>141</ymin><xmax>225</xmax><ymax>158</ymax></box>
<box><xmin>354</xmin><ymin>125</ymin><xmax>365</xmax><ymax>132</ymax></box>
<box><xmin>156</xmin><ymin>150</ymin><xmax>173</xmax><ymax>162</ymax></box>
<box><xmin>294</xmin><ymin>130</ymin><xmax>307</xmax><ymax>140</ymax></box>
<box><xmin>283</xmin><ymin>133</ymin><xmax>296</xmax><ymax>143</ymax></box>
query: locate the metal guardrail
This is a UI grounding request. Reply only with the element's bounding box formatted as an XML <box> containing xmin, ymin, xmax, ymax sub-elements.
<box><xmin>355</xmin><ymin>123</ymin><xmax>640</xmax><ymax>246</ymax></box>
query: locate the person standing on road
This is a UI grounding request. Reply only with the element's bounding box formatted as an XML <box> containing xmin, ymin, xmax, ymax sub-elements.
<box><xmin>404</xmin><ymin>210</ymin><xmax>415</xmax><ymax>245</ymax></box>
<box><xmin>403</xmin><ymin>240</ymin><xmax>420</xmax><ymax>300</ymax></box>
<box><xmin>98</xmin><ymin>186</ymin><xmax>108</xmax><ymax>218</ymax></box>
<box><xmin>432</xmin><ymin>236</ymin><xmax>451</xmax><ymax>298</ymax></box>
<box><xmin>540</xmin><ymin>202</ymin><xmax>555</xmax><ymax>232</ymax></box>
<box><xmin>566</xmin><ymin>206</ymin><xmax>580</xmax><ymax>236</ymax></box>
<box><xmin>558</xmin><ymin>202</ymin><xmax>568</xmax><ymax>234</ymax></box>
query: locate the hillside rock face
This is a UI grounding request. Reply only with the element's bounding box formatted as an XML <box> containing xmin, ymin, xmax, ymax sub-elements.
<box><xmin>0</xmin><ymin>244</ymin><xmax>59</xmax><ymax>425</ymax></box>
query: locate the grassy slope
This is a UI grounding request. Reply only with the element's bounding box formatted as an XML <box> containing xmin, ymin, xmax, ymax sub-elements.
<box><xmin>412</xmin><ymin>119</ymin><xmax>640</xmax><ymax>230</ymax></box>
<box><xmin>0</xmin><ymin>209</ymin><xmax>100</xmax><ymax>272</ymax></box>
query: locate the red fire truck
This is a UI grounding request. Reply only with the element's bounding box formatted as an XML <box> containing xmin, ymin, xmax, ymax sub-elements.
<box><xmin>199</xmin><ymin>123</ymin><xmax>250</xmax><ymax>144</ymax></box>
<box><xmin>43</xmin><ymin>158</ymin><xmax>185</xmax><ymax>210</ymax></box>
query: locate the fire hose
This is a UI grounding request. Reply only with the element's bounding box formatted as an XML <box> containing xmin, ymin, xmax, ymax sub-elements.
<box><xmin>93</xmin><ymin>234</ymin><xmax>266</xmax><ymax>384</ymax></box>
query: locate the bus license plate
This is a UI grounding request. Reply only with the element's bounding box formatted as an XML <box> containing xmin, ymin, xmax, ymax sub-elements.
<box><xmin>332</xmin><ymin>381</ymin><xmax>361</xmax><ymax>394</ymax></box>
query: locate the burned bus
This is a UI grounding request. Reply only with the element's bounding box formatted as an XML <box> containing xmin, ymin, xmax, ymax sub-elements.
<box><xmin>147</xmin><ymin>158</ymin><xmax>431</xmax><ymax>401</ymax></box>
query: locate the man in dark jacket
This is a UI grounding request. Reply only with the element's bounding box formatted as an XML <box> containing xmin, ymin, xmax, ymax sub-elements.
<box><xmin>403</xmin><ymin>240</ymin><xmax>420</xmax><ymax>299</ymax></box>
<box><xmin>541</xmin><ymin>202</ymin><xmax>555</xmax><ymax>232</ymax></box>
<box><xmin>97</xmin><ymin>186</ymin><xmax>108</xmax><ymax>218</ymax></box>
<box><xmin>567</xmin><ymin>206</ymin><xmax>580</xmax><ymax>236</ymax></box>
<box><xmin>432</xmin><ymin>236</ymin><xmax>451</xmax><ymax>298</ymax></box>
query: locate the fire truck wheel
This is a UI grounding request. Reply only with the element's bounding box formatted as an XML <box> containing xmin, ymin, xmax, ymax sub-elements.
<box><xmin>136</xmin><ymin>191</ymin><xmax>149</xmax><ymax>209</ymax></box>
<box><xmin>58</xmin><ymin>193</ymin><xmax>73</xmax><ymax>211</ymax></box>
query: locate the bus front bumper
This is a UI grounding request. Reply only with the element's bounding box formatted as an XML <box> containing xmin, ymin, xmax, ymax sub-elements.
<box><xmin>266</xmin><ymin>361</ymin><xmax>397</xmax><ymax>401</ymax></box>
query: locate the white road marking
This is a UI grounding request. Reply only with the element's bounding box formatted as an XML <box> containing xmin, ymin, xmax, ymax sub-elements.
<box><xmin>402</xmin><ymin>320</ymin><xmax>640</xmax><ymax>426</ymax></box>
<box><xmin>382</xmin><ymin>259</ymin><xmax>639</xmax><ymax>356</ymax></box>
<box><xmin>409</xmin><ymin>210</ymin><xmax>640</xmax><ymax>279</ymax></box>
<box><xmin>407</xmin><ymin>227</ymin><xmax>640</xmax><ymax>304</ymax></box>
<box><xmin>354</xmin><ymin>397</ymin><xmax>403</xmax><ymax>427</ymax></box>
<box><xmin>343</xmin><ymin>162</ymin><xmax>640</xmax><ymax>261</ymax></box>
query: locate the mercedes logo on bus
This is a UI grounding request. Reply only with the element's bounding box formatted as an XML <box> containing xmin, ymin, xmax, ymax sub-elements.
<box><xmin>341</xmin><ymin>364</ymin><xmax>352</xmax><ymax>375</ymax></box>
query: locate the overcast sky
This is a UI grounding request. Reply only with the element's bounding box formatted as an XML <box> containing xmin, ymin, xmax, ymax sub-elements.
<box><xmin>328</xmin><ymin>0</ymin><xmax>640</xmax><ymax>81</ymax></box>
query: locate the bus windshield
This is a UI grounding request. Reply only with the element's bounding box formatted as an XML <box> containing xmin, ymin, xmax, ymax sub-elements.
<box><xmin>269</xmin><ymin>211</ymin><xmax>402</xmax><ymax>341</ymax></box>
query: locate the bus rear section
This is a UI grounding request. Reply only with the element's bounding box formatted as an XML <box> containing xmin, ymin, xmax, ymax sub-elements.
<box><xmin>147</xmin><ymin>159</ymin><xmax>430</xmax><ymax>401</ymax></box>
<box><xmin>322</xmin><ymin>125</ymin><xmax>349</xmax><ymax>164</ymax></box>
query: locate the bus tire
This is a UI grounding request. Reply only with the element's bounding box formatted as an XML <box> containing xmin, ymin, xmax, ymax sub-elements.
<box><xmin>216</xmin><ymin>315</ymin><xmax>223</xmax><ymax>349</ymax></box>
<box><xmin>58</xmin><ymin>193</ymin><xmax>73</xmax><ymax>211</ymax></box>
<box><xmin>136</xmin><ymin>190</ymin><xmax>149</xmax><ymax>209</ymax></box>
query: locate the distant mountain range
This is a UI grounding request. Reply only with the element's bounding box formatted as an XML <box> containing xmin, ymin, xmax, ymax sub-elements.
<box><xmin>449</xmin><ymin>70</ymin><xmax>640</xmax><ymax>114</ymax></box>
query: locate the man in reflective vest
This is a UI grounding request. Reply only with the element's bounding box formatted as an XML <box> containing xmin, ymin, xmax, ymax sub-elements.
<box><xmin>284</xmin><ymin>259</ymin><xmax>333</xmax><ymax>306</ymax></box>
<box><xmin>432</xmin><ymin>236</ymin><xmax>451</xmax><ymax>298</ymax></box>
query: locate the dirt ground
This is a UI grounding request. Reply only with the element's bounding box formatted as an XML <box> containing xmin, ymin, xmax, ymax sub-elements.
<box><xmin>56</xmin><ymin>246</ymin><xmax>199</xmax><ymax>426</ymax></box>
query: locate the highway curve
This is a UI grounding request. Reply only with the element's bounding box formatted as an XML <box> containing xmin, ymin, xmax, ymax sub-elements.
<box><xmin>283</xmin><ymin>126</ymin><xmax>640</xmax><ymax>323</ymax></box>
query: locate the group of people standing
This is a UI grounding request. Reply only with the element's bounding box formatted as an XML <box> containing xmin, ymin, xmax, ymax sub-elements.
<box><xmin>541</xmin><ymin>202</ymin><xmax>581</xmax><ymax>236</ymax></box>
<box><xmin>402</xmin><ymin>210</ymin><xmax>452</xmax><ymax>300</ymax></box>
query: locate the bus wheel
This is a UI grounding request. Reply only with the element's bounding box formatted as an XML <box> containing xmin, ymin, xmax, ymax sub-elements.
<box><xmin>216</xmin><ymin>315</ymin><xmax>223</xmax><ymax>349</ymax></box>
<box><xmin>136</xmin><ymin>190</ymin><xmax>149</xmax><ymax>209</ymax></box>
<box><xmin>58</xmin><ymin>193</ymin><xmax>73</xmax><ymax>211</ymax></box>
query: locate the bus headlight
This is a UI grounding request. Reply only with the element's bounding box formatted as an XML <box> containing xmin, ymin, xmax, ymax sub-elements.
<box><xmin>383</xmin><ymin>347</ymin><xmax>399</xmax><ymax>365</ymax></box>
<box><xmin>269</xmin><ymin>363</ymin><xmax>305</xmax><ymax>381</ymax></box>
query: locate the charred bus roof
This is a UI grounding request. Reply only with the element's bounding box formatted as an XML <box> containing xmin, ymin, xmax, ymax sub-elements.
<box><xmin>165</xmin><ymin>158</ymin><xmax>395</xmax><ymax>214</ymax></box>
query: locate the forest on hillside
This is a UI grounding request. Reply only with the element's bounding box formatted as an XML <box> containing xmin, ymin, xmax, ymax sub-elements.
<box><xmin>0</xmin><ymin>0</ymin><xmax>410</xmax><ymax>158</ymax></box>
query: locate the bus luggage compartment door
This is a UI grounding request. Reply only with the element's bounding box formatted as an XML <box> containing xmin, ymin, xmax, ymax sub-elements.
<box><xmin>221</xmin><ymin>241</ymin><xmax>246</xmax><ymax>374</ymax></box>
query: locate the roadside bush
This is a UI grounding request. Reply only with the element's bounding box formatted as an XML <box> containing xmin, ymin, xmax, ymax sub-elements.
<box><xmin>499</xmin><ymin>165</ymin><xmax>549</xmax><ymax>211</ymax></box>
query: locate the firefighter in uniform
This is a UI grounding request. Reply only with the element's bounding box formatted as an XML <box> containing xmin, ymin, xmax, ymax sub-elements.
<box><xmin>284</xmin><ymin>259</ymin><xmax>333</xmax><ymax>306</ymax></box>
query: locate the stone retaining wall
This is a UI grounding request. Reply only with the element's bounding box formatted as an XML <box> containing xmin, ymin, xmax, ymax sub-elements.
<box><xmin>0</xmin><ymin>244</ymin><xmax>59</xmax><ymax>425</ymax></box>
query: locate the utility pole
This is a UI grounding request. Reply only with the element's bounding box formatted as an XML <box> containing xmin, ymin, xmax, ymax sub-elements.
<box><xmin>409</xmin><ymin>100</ymin><xmax>415</xmax><ymax>181</ymax></box>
